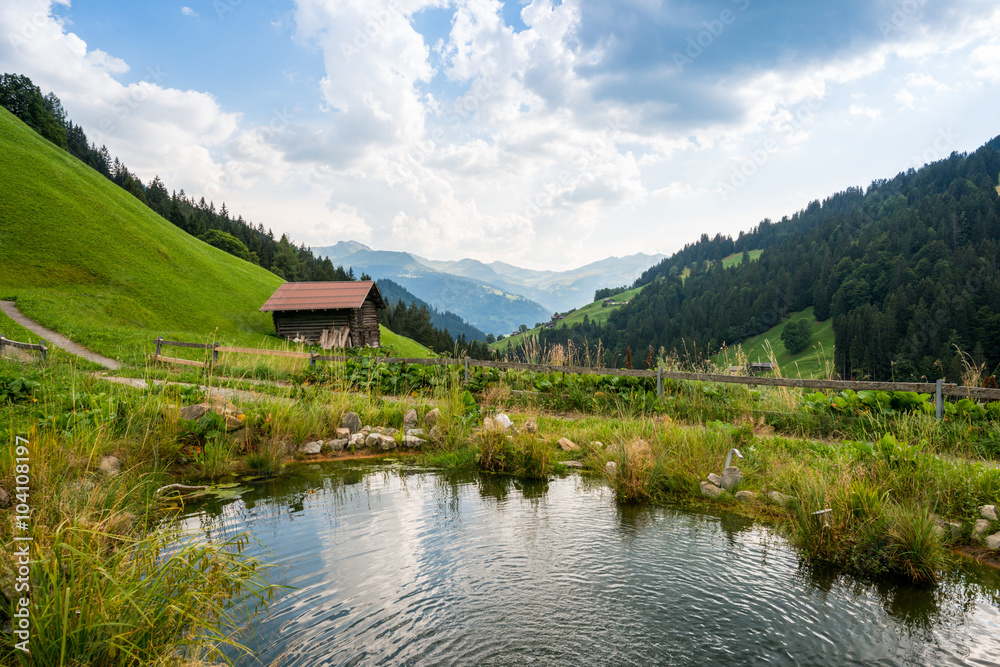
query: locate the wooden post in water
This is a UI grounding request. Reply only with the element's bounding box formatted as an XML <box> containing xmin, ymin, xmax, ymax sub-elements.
<box><xmin>936</xmin><ymin>379</ymin><xmax>944</xmax><ymax>420</ymax></box>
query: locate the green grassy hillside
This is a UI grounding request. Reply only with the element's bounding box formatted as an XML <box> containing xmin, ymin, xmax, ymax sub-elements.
<box><xmin>713</xmin><ymin>306</ymin><xmax>835</xmax><ymax>378</ymax></box>
<box><xmin>0</xmin><ymin>108</ymin><xmax>432</xmax><ymax>361</ymax></box>
<box><xmin>491</xmin><ymin>285</ymin><xmax>645</xmax><ymax>352</ymax></box>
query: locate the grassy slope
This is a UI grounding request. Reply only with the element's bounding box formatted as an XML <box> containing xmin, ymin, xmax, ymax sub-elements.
<box><xmin>713</xmin><ymin>306</ymin><xmax>835</xmax><ymax>378</ymax></box>
<box><xmin>379</xmin><ymin>325</ymin><xmax>435</xmax><ymax>358</ymax></box>
<box><xmin>491</xmin><ymin>285</ymin><xmax>646</xmax><ymax>352</ymax></box>
<box><xmin>680</xmin><ymin>248</ymin><xmax>762</xmax><ymax>281</ymax></box>
<box><xmin>0</xmin><ymin>108</ymin><xmax>433</xmax><ymax>361</ymax></box>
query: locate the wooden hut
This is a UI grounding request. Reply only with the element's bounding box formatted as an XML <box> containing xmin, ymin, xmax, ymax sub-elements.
<box><xmin>259</xmin><ymin>281</ymin><xmax>386</xmax><ymax>348</ymax></box>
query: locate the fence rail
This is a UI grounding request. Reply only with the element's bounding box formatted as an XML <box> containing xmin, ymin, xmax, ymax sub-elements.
<box><xmin>0</xmin><ymin>335</ymin><xmax>48</xmax><ymax>362</ymax></box>
<box><xmin>151</xmin><ymin>337</ymin><xmax>1000</xmax><ymax>417</ymax></box>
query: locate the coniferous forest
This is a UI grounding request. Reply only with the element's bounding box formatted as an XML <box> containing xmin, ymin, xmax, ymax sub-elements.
<box><xmin>539</xmin><ymin>136</ymin><xmax>1000</xmax><ymax>382</ymax></box>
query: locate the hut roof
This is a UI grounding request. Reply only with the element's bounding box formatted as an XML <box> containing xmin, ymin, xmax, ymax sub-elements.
<box><xmin>259</xmin><ymin>281</ymin><xmax>385</xmax><ymax>312</ymax></box>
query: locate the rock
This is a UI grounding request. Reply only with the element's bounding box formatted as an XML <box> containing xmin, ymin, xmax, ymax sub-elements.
<box><xmin>563</xmin><ymin>460</ymin><xmax>584</xmax><ymax>469</ymax></box>
<box><xmin>403</xmin><ymin>409</ymin><xmax>418</xmax><ymax>431</ymax></box>
<box><xmin>979</xmin><ymin>505</ymin><xmax>999</xmax><ymax>522</ymax></box>
<box><xmin>424</xmin><ymin>408</ymin><xmax>441</xmax><ymax>426</ymax></box>
<box><xmin>341</xmin><ymin>412</ymin><xmax>361</xmax><ymax>434</ymax></box>
<box><xmin>605</xmin><ymin>461</ymin><xmax>617</xmax><ymax>474</ymax></box>
<box><xmin>735</xmin><ymin>490</ymin><xmax>756</xmax><ymax>502</ymax></box>
<box><xmin>525</xmin><ymin>417</ymin><xmax>537</xmax><ymax>434</ymax></box>
<box><xmin>707</xmin><ymin>472</ymin><xmax>722</xmax><ymax>487</ymax></box>
<box><xmin>973</xmin><ymin>519</ymin><xmax>992</xmax><ymax>541</ymax></box>
<box><xmin>335</xmin><ymin>427</ymin><xmax>351</xmax><ymax>439</ymax></box>
<box><xmin>931</xmin><ymin>515</ymin><xmax>963</xmax><ymax>541</ymax></box>
<box><xmin>229</xmin><ymin>428</ymin><xmax>250</xmax><ymax>445</ymax></box>
<box><xmin>224</xmin><ymin>415</ymin><xmax>244</xmax><ymax>431</ymax></box>
<box><xmin>299</xmin><ymin>440</ymin><xmax>323</xmax><ymax>455</ymax></box>
<box><xmin>558</xmin><ymin>438</ymin><xmax>580</xmax><ymax>452</ymax></box>
<box><xmin>429</xmin><ymin>425</ymin><xmax>443</xmax><ymax>442</ymax></box>
<box><xmin>720</xmin><ymin>466</ymin><xmax>743</xmax><ymax>492</ymax></box>
<box><xmin>0</xmin><ymin>487</ymin><xmax>10</xmax><ymax>508</ymax></box>
<box><xmin>366</xmin><ymin>433</ymin><xmax>396</xmax><ymax>451</ymax></box>
<box><xmin>349</xmin><ymin>433</ymin><xmax>366</xmax><ymax>447</ymax></box>
<box><xmin>591</xmin><ymin>441</ymin><xmax>604</xmax><ymax>449</ymax></box>
<box><xmin>327</xmin><ymin>438</ymin><xmax>348</xmax><ymax>452</ymax></box>
<box><xmin>768</xmin><ymin>491</ymin><xmax>796</xmax><ymax>508</ymax></box>
<box><xmin>99</xmin><ymin>456</ymin><xmax>121</xmax><ymax>476</ymax></box>
<box><xmin>700</xmin><ymin>480</ymin><xmax>725</xmax><ymax>499</ymax></box>
<box><xmin>179</xmin><ymin>403</ymin><xmax>212</xmax><ymax>421</ymax></box>
<box><xmin>402</xmin><ymin>435</ymin><xmax>427</xmax><ymax>448</ymax></box>
<box><xmin>987</xmin><ymin>532</ymin><xmax>1000</xmax><ymax>551</ymax></box>
<box><xmin>493</xmin><ymin>413</ymin><xmax>513</xmax><ymax>430</ymax></box>
<box><xmin>406</xmin><ymin>428</ymin><xmax>426</xmax><ymax>438</ymax></box>
<box><xmin>361</xmin><ymin>426</ymin><xmax>372</xmax><ymax>435</ymax></box>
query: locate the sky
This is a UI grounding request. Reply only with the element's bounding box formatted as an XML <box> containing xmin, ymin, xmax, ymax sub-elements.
<box><xmin>2</xmin><ymin>0</ymin><xmax>999</xmax><ymax>271</ymax></box>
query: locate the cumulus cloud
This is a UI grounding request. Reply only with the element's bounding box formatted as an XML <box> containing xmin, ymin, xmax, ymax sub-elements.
<box><xmin>181</xmin><ymin>6</ymin><xmax>197</xmax><ymax>18</ymax></box>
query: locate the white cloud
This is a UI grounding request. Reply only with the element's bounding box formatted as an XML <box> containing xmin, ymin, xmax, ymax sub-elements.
<box><xmin>181</xmin><ymin>6</ymin><xmax>197</xmax><ymax>18</ymax></box>
<box><xmin>971</xmin><ymin>42</ymin><xmax>1000</xmax><ymax>83</ymax></box>
<box><xmin>849</xmin><ymin>104</ymin><xmax>882</xmax><ymax>120</ymax></box>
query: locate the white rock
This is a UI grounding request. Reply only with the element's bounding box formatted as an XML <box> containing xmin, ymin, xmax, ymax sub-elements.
<box><xmin>100</xmin><ymin>456</ymin><xmax>121</xmax><ymax>476</ymax></box>
<box><xmin>700</xmin><ymin>480</ymin><xmax>725</xmax><ymax>499</ymax></box>
<box><xmin>299</xmin><ymin>441</ymin><xmax>323</xmax><ymax>455</ymax></box>
<box><xmin>349</xmin><ymin>433</ymin><xmax>366</xmax><ymax>447</ymax></box>
<box><xmin>605</xmin><ymin>461</ymin><xmax>617</xmax><ymax>474</ymax></box>
<box><xmin>403</xmin><ymin>409</ymin><xmax>418</xmax><ymax>431</ymax></box>
<box><xmin>366</xmin><ymin>433</ymin><xmax>396</xmax><ymax>451</ymax></box>
<box><xmin>429</xmin><ymin>426</ymin><xmax>443</xmax><ymax>441</ymax></box>
<box><xmin>493</xmin><ymin>413</ymin><xmax>513</xmax><ymax>430</ymax></box>
<box><xmin>768</xmin><ymin>491</ymin><xmax>796</xmax><ymax>507</ymax></box>
<box><xmin>558</xmin><ymin>437</ymin><xmax>580</xmax><ymax>452</ymax></box>
<box><xmin>973</xmin><ymin>519</ymin><xmax>992</xmax><ymax>541</ymax></box>
<box><xmin>424</xmin><ymin>408</ymin><xmax>441</xmax><ymax>426</ymax></box>
<box><xmin>720</xmin><ymin>466</ymin><xmax>743</xmax><ymax>492</ymax></box>
<box><xmin>979</xmin><ymin>505</ymin><xmax>999</xmax><ymax>522</ymax></box>
<box><xmin>402</xmin><ymin>435</ymin><xmax>427</xmax><ymax>448</ymax></box>
<box><xmin>986</xmin><ymin>532</ymin><xmax>1000</xmax><ymax>551</ymax></box>
<box><xmin>735</xmin><ymin>490</ymin><xmax>756</xmax><ymax>502</ymax></box>
<box><xmin>707</xmin><ymin>473</ymin><xmax>722</xmax><ymax>486</ymax></box>
<box><xmin>327</xmin><ymin>439</ymin><xmax>348</xmax><ymax>452</ymax></box>
<box><xmin>563</xmin><ymin>460</ymin><xmax>584</xmax><ymax>469</ymax></box>
<box><xmin>406</xmin><ymin>428</ymin><xmax>426</xmax><ymax>438</ymax></box>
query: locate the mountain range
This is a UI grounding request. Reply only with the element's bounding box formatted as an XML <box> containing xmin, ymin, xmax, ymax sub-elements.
<box><xmin>314</xmin><ymin>241</ymin><xmax>664</xmax><ymax>336</ymax></box>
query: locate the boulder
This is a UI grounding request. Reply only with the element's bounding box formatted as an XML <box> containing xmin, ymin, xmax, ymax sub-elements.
<box><xmin>0</xmin><ymin>487</ymin><xmax>10</xmax><ymax>508</ymax></box>
<box><xmin>563</xmin><ymin>460</ymin><xmax>584</xmax><ymax>469</ymax></box>
<box><xmin>403</xmin><ymin>435</ymin><xmax>427</xmax><ymax>448</ymax></box>
<box><xmin>299</xmin><ymin>441</ymin><xmax>323</xmax><ymax>455</ymax></box>
<box><xmin>335</xmin><ymin>427</ymin><xmax>351</xmax><ymax>439</ymax></box>
<box><xmin>179</xmin><ymin>403</ymin><xmax>212</xmax><ymax>421</ymax></box>
<box><xmin>931</xmin><ymin>515</ymin><xmax>963</xmax><ymax>541</ymax></box>
<box><xmin>707</xmin><ymin>472</ymin><xmax>722</xmax><ymax>487</ymax></box>
<box><xmin>224</xmin><ymin>415</ymin><xmax>244</xmax><ymax>431</ymax></box>
<box><xmin>735</xmin><ymin>490</ymin><xmax>756</xmax><ymax>502</ymax></box>
<box><xmin>403</xmin><ymin>409</ymin><xmax>418</xmax><ymax>431</ymax></box>
<box><xmin>327</xmin><ymin>439</ymin><xmax>348</xmax><ymax>453</ymax></box>
<box><xmin>99</xmin><ymin>456</ymin><xmax>121</xmax><ymax>477</ymax></box>
<box><xmin>973</xmin><ymin>519</ymin><xmax>992</xmax><ymax>541</ymax></box>
<box><xmin>605</xmin><ymin>461</ymin><xmax>617</xmax><ymax>475</ymax></box>
<box><xmin>366</xmin><ymin>433</ymin><xmax>396</xmax><ymax>451</ymax></box>
<box><xmin>406</xmin><ymin>428</ymin><xmax>426</xmax><ymax>438</ymax></box>
<box><xmin>720</xmin><ymin>466</ymin><xmax>743</xmax><ymax>492</ymax></box>
<box><xmin>591</xmin><ymin>441</ymin><xmax>605</xmax><ymax>449</ymax></box>
<box><xmin>986</xmin><ymin>532</ymin><xmax>1000</xmax><ymax>551</ymax></box>
<box><xmin>558</xmin><ymin>438</ymin><xmax>580</xmax><ymax>452</ymax></box>
<box><xmin>768</xmin><ymin>491</ymin><xmax>796</xmax><ymax>508</ymax></box>
<box><xmin>493</xmin><ymin>413</ymin><xmax>513</xmax><ymax>430</ymax></box>
<box><xmin>525</xmin><ymin>417</ymin><xmax>537</xmax><ymax>434</ymax></box>
<box><xmin>429</xmin><ymin>425</ymin><xmax>443</xmax><ymax>442</ymax></box>
<box><xmin>341</xmin><ymin>412</ymin><xmax>362</xmax><ymax>434</ymax></box>
<box><xmin>979</xmin><ymin>505</ymin><xmax>999</xmax><ymax>522</ymax></box>
<box><xmin>424</xmin><ymin>408</ymin><xmax>441</xmax><ymax>426</ymax></box>
<box><xmin>349</xmin><ymin>433</ymin><xmax>366</xmax><ymax>448</ymax></box>
<box><xmin>700</xmin><ymin>480</ymin><xmax>725</xmax><ymax>499</ymax></box>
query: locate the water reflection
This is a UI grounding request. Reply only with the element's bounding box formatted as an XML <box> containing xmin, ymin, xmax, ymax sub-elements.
<box><xmin>173</xmin><ymin>461</ymin><xmax>1000</xmax><ymax>666</ymax></box>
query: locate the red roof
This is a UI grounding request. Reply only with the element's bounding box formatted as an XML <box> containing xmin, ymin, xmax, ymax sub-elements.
<box><xmin>259</xmin><ymin>281</ymin><xmax>384</xmax><ymax>312</ymax></box>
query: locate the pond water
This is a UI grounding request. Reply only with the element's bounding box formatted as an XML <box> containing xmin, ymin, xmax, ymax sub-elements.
<box><xmin>180</xmin><ymin>461</ymin><xmax>1000</xmax><ymax>666</ymax></box>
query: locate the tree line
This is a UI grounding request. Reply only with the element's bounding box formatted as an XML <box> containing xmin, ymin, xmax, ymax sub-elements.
<box><xmin>543</xmin><ymin>135</ymin><xmax>1000</xmax><ymax>382</ymax></box>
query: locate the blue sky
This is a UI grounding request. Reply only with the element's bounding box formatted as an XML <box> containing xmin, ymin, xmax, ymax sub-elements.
<box><xmin>2</xmin><ymin>0</ymin><xmax>999</xmax><ymax>269</ymax></box>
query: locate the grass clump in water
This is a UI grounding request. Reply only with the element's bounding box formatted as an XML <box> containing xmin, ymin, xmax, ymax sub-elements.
<box><xmin>475</xmin><ymin>427</ymin><xmax>552</xmax><ymax>479</ymax></box>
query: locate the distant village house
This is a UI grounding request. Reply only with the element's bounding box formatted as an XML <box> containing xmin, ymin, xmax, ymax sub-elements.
<box><xmin>260</xmin><ymin>281</ymin><xmax>385</xmax><ymax>349</ymax></box>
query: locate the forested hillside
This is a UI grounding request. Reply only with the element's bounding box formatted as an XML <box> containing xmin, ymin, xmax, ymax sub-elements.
<box><xmin>539</xmin><ymin>135</ymin><xmax>1000</xmax><ymax>382</ymax></box>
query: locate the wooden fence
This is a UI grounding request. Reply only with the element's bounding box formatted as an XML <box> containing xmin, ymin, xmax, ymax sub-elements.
<box><xmin>0</xmin><ymin>335</ymin><xmax>48</xmax><ymax>362</ymax></box>
<box><xmin>151</xmin><ymin>337</ymin><xmax>1000</xmax><ymax>419</ymax></box>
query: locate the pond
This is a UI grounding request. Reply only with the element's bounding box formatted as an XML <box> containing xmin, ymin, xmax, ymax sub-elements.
<box><xmin>180</xmin><ymin>461</ymin><xmax>1000</xmax><ymax>666</ymax></box>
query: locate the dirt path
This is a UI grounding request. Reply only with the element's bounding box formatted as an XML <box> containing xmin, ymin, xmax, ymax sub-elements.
<box><xmin>0</xmin><ymin>300</ymin><xmax>121</xmax><ymax>370</ymax></box>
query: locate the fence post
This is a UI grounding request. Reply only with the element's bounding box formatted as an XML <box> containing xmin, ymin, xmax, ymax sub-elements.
<box><xmin>935</xmin><ymin>379</ymin><xmax>944</xmax><ymax>420</ymax></box>
<box><xmin>657</xmin><ymin>366</ymin><xmax>663</xmax><ymax>398</ymax></box>
<box><xmin>155</xmin><ymin>336</ymin><xmax>163</xmax><ymax>360</ymax></box>
<box><xmin>0</xmin><ymin>335</ymin><xmax>5</xmax><ymax>356</ymax></box>
<box><xmin>464</xmin><ymin>356</ymin><xmax>470</xmax><ymax>384</ymax></box>
<box><xmin>212</xmin><ymin>342</ymin><xmax>219</xmax><ymax>366</ymax></box>
<box><xmin>309</xmin><ymin>351</ymin><xmax>316</xmax><ymax>368</ymax></box>
<box><xmin>38</xmin><ymin>339</ymin><xmax>47</xmax><ymax>363</ymax></box>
